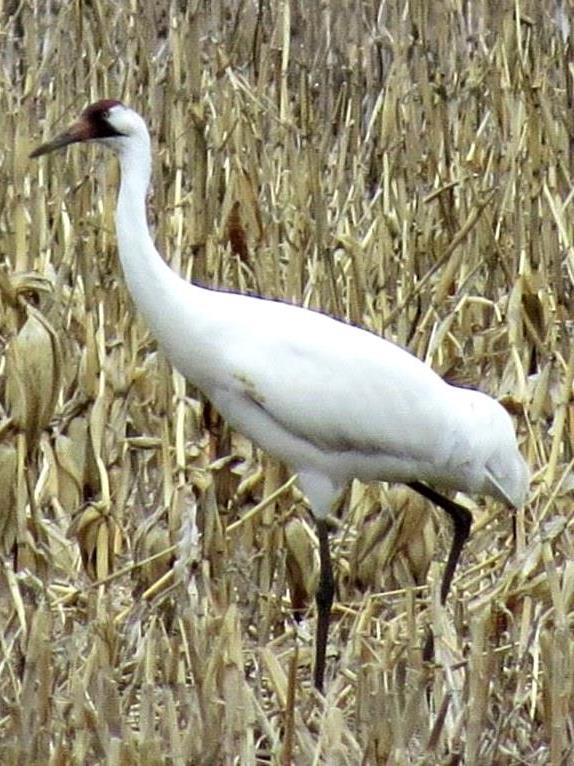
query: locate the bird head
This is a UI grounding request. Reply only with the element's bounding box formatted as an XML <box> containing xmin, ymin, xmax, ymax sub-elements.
<box><xmin>449</xmin><ymin>386</ymin><xmax>530</xmax><ymax>509</ymax></box>
<box><xmin>467</xmin><ymin>390</ymin><xmax>530</xmax><ymax>508</ymax></box>
<box><xmin>30</xmin><ymin>100</ymin><xmax>145</xmax><ymax>158</ymax></box>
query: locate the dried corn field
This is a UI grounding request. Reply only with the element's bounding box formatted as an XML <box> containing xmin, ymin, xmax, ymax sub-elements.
<box><xmin>1</xmin><ymin>0</ymin><xmax>574</xmax><ymax>763</ymax></box>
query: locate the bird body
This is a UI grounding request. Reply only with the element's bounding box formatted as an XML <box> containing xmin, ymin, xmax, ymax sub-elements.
<box><xmin>185</xmin><ymin>293</ymin><xmax>526</xmax><ymax>510</ymax></box>
<box><xmin>31</xmin><ymin>101</ymin><xmax>530</xmax><ymax>691</ymax></box>
<box><xmin>115</xmin><ymin>231</ymin><xmax>527</xmax><ymax>515</ymax></box>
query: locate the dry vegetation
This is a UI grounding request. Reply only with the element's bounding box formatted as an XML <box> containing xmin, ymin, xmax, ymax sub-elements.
<box><xmin>1</xmin><ymin>0</ymin><xmax>574</xmax><ymax>763</ymax></box>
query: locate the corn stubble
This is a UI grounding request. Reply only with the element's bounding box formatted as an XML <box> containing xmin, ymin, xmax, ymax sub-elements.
<box><xmin>1</xmin><ymin>1</ymin><xmax>573</xmax><ymax>764</ymax></box>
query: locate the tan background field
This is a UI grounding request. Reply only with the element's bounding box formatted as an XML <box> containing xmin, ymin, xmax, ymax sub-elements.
<box><xmin>1</xmin><ymin>0</ymin><xmax>573</xmax><ymax>763</ymax></box>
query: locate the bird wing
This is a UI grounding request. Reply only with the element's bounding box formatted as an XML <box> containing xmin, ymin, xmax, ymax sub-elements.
<box><xmin>202</xmin><ymin>294</ymin><xmax>457</xmax><ymax>466</ymax></box>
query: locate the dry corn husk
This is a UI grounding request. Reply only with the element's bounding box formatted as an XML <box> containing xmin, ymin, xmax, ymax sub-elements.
<box><xmin>53</xmin><ymin>417</ymin><xmax>89</xmax><ymax>513</ymax></box>
<box><xmin>350</xmin><ymin>487</ymin><xmax>436</xmax><ymax>593</ymax></box>
<box><xmin>133</xmin><ymin>525</ymin><xmax>173</xmax><ymax>594</ymax></box>
<box><xmin>67</xmin><ymin>502</ymin><xmax>122</xmax><ymax>580</ymax></box>
<box><xmin>0</xmin><ymin>268</ymin><xmax>53</xmax><ymax>313</ymax></box>
<box><xmin>284</xmin><ymin>516</ymin><xmax>317</xmax><ymax>614</ymax></box>
<box><xmin>0</xmin><ymin>442</ymin><xmax>18</xmax><ymax>553</ymax></box>
<box><xmin>5</xmin><ymin>305</ymin><xmax>61</xmax><ymax>448</ymax></box>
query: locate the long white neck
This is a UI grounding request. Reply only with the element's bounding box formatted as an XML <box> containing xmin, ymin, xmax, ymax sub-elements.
<box><xmin>115</xmin><ymin>131</ymin><xmax>176</xmax><ymax>309</ymax></box>
<box><xmin>113</xmin><ymin>130</ymin><xmax>214</xmax><ymax>383</ymax></box>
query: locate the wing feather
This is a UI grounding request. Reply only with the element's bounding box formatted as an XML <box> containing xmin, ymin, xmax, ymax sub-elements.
<box><xmin>205</xmin><ymin>295</ymin><xmax>457</xmax><ymax>465</ymax></box>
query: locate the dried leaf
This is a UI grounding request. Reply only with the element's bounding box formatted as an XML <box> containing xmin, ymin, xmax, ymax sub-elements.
<box><xmin>0</xmin><ymin>442</ymin><xmax>18</xmax><ymax>553</ymax></box>
<box><xmin>284</xmin><ymin>517</ymin><xmax>317</xmax><ymax>614</ymax></box>
<box><xmin>68</xmin><ymin>503</ymin><xmax>121</xmax><ymax>580</ymax></box>
<box><xmin>5</xmin><ymin>306</ymin><xmax>62</xmax><ymax>447</ymax></box>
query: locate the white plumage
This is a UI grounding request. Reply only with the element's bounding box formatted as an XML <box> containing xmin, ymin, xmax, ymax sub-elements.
<box><xmin>31</xmin><ymin>101</ymin><xmax>530</xmax><ymax>691</ymax></box>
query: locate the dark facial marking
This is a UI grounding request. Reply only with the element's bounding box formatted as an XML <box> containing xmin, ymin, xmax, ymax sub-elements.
<box><xmin>82</xmin><ymin>99</ymin><xmax>126</xmax><ymax>139</ymax></box>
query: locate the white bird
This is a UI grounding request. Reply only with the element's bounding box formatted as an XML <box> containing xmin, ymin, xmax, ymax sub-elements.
<box><xmin>31</xmin><ymin>101</ymin><xmax>530</xmax><ymax>692</ymax></box>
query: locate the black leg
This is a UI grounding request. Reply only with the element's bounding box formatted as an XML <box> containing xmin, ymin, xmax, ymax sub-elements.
<box><xmin>408</xmin><ymin>481</ymin><xmax>472</xmax><ymax>604</ymax></box>
<box><xmin>314</xmin><ymin>518</ymin><xmax>334</xmax><ymax>693</ymax></box>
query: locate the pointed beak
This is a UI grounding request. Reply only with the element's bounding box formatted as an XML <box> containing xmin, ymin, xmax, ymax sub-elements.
<box><xmin>30</xmin><ymin>119</ymin><xmax>91</xmax><ymax>158</ymax></box>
